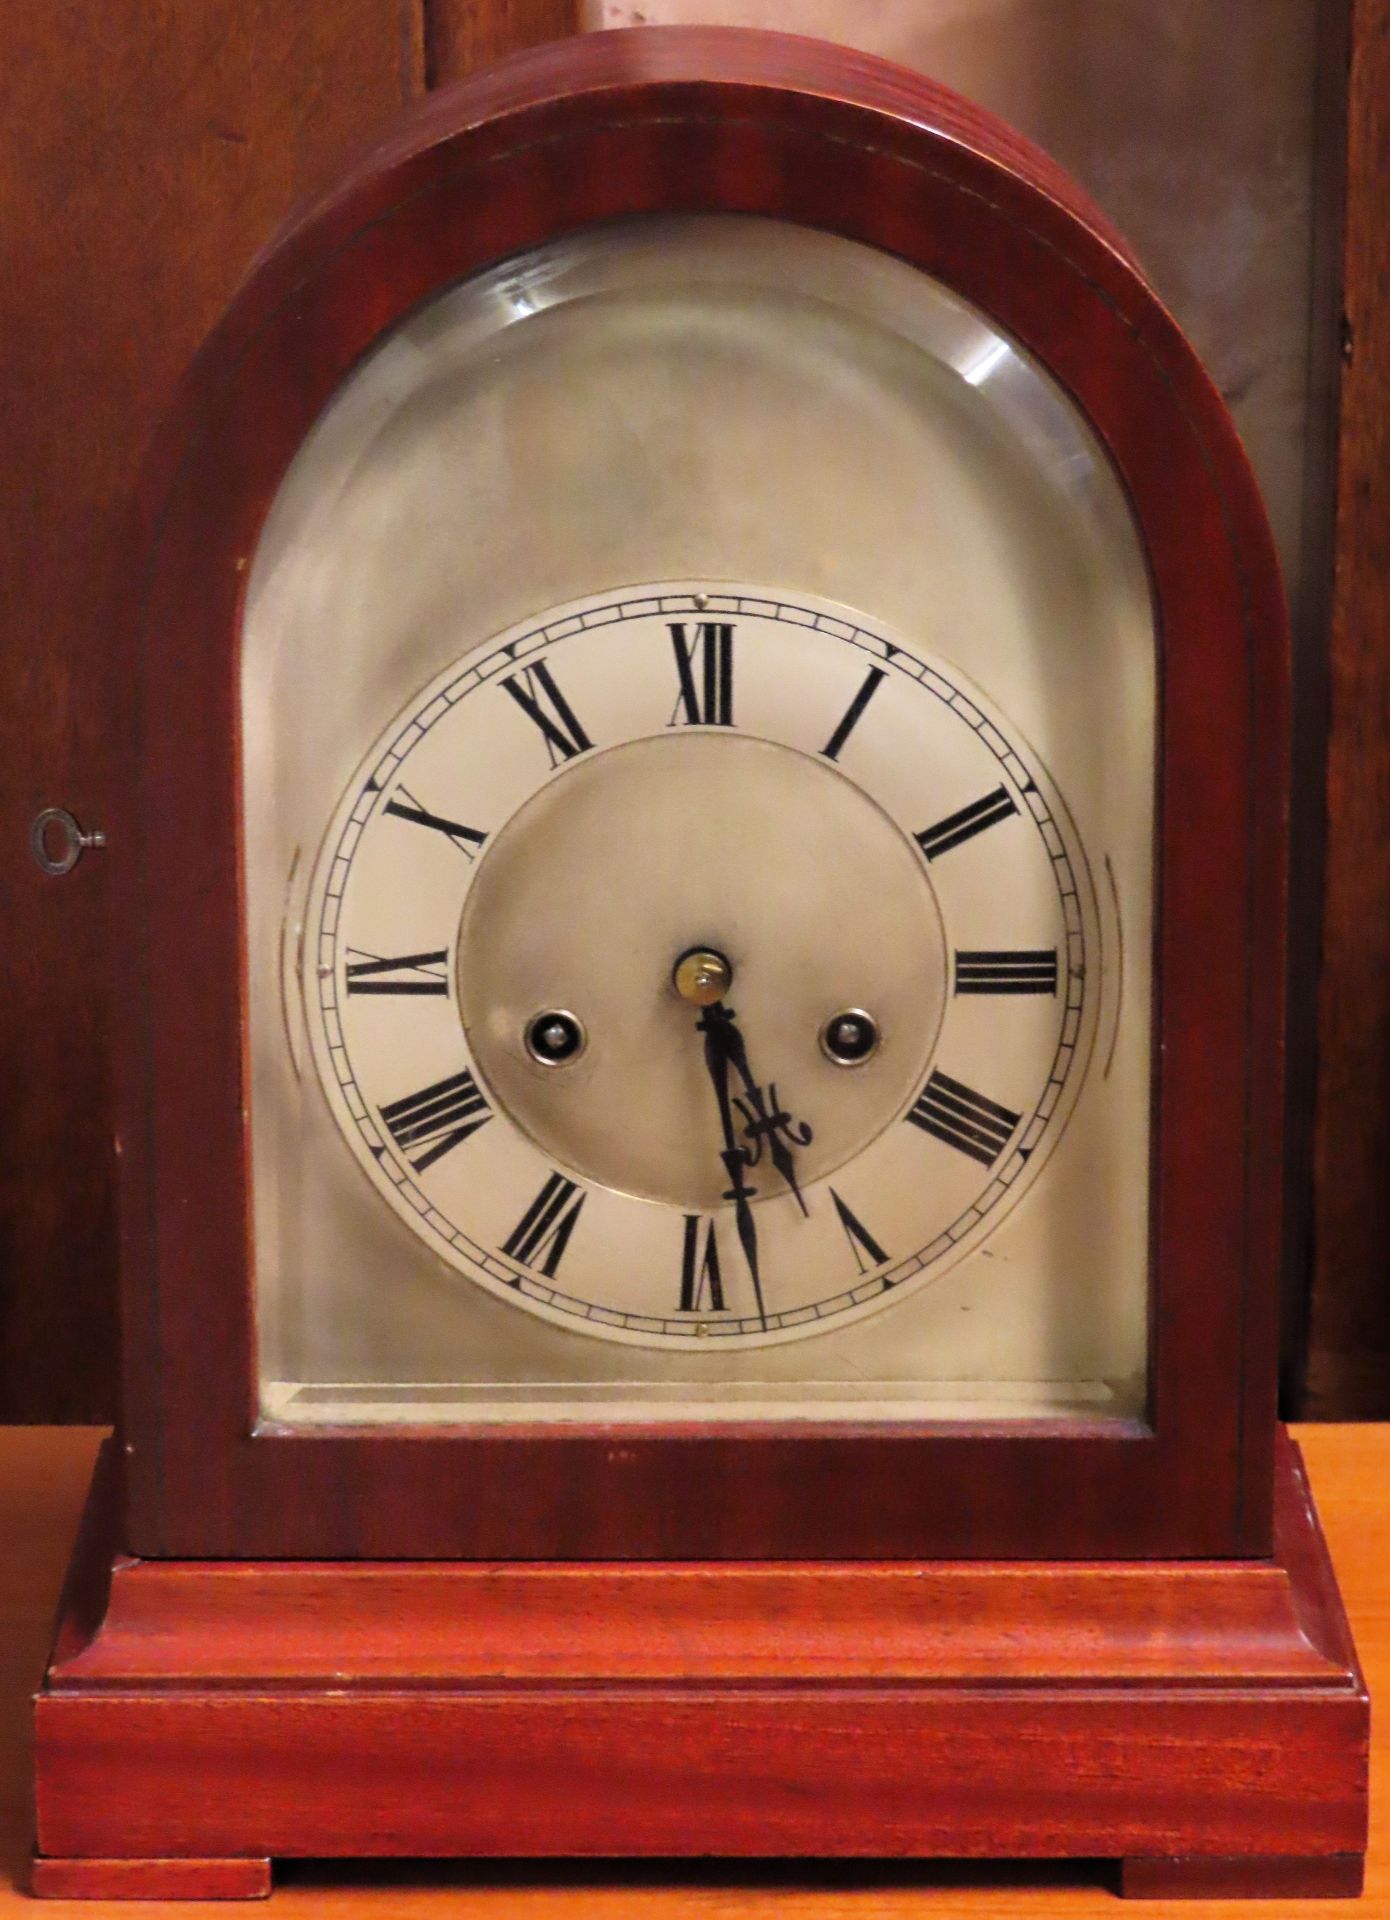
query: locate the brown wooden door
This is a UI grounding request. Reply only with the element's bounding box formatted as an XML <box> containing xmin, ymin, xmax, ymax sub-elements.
<box><xmin>0</xmin><ymin>1</ymin><xmax>575</xmax><ymax>1422</ymax></box>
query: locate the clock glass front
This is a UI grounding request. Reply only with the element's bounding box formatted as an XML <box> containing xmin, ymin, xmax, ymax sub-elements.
<box><xmin>242</xmin><ymin>216</ymin><xmax>1155</xmax><ymax>1426</ymax></box>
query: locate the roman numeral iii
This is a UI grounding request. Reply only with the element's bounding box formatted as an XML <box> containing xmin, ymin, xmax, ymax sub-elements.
<box><xmin>501</xmin><ymin>1173</ymin><xmax>586</xmax><ymax>1277</ymax></box>
<box><xmin>345</xmin><ymin>949</ymin><xmax>449</xmax><ymax>996</ymax></box>
<box><xmin>954</xmin><ymin>949</ymin><xmax>1058</xmax><ymax>995</ymax></box>
<box><xmin>500</xmin><ymin>660</ymin><xmax>593</xmax><ymax>765</ymax></box>
<box><xmin>669</xmin><ymin>621</ymin><xmax>734</xmax><ymax>727</ymax></box>
<box><xmin>678</xmin><ymin>1215</ymin><xmax>727</xmax><ymax>1311</ymax></box>
<box><xmin>378</xmin><ymin>1068</ymin><xmax>492</xmax><ymax>1171</ymax></box>
<box><xmin>915</xmin><ymin>785</ymin><xmax>1019</xmax><ymax>861</ymax></box>
<box><xmin>906</xmin><ymin>1070</ymin><xmax>1021</xmax><ymax>1167</ymax></box>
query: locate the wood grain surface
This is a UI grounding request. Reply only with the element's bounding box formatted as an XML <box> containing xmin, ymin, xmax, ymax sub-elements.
<box><xmin>27</xmin><ymin>1430</ymin><xmax>1366</xmax><ymax>1888</ymax></box>
<box><xmin>1308</xmin><ymin>0</ymin><xmax>1390</xmax><ymax>1417</ymax></box>
<box><xmin>425</xmin><ymin>0</ymin><xmax>580</xmax><ymax>81</ymax></box>
<box><xmin>113</xmin><ymin>25</ymin><xmax>1288</xmax><ymax>1566</ymax></box>
<box><xmin>0</xmin><ymin>2</ymin><xmax>423</xmax><ymax>1423</ymax></box>
<box><xmin>1</xmin><ymin>1424</ymin><xmax>1384</xmax><ymax>1911</ymax></box>
<box><xmin>0</xmin><ymin>5</ymin><xmax>589</xmax><ymax>1428</ymax></box>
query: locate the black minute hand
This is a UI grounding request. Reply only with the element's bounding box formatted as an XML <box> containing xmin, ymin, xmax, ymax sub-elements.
<box><xmin>697</xmin><ymin>1001</ymin><xmax>767</xmax><ymax>1328</ymax></box>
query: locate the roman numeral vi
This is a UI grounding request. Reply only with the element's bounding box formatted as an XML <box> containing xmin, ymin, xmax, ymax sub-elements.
<box><xmin>678</xmin><ymin>1215</ymin><xmax>727</xmax><ymax>1311</ymax></box>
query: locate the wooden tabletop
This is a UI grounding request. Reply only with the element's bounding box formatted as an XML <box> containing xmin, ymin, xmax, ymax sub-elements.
<box><xmin>1</xmin><ymin>1424</ymin><xmax>1382</xmax><ymax>1913</ymax></box>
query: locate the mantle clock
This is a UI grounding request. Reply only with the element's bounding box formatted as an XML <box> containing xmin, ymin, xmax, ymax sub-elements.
<box><xmin>32</xmin><ymin>25</ymin><xmax>1368</xmax><ymax>1902</ymax></box>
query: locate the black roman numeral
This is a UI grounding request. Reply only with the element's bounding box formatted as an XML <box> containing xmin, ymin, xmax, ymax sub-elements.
<box><xmin>379</xmin><ymin>1068</ymin><xmax>492</xmax><ymax>1171</ymax></box>
<box><xmin>678</xmin><ymin>1215</ymin><xmax>727</xmax><ymax>1311</ymax></box>
<box><xmin>668</xmin><ymin>621</ymin><xmax>734</xmax><ymax>726</ymax></box>
<box><xmin>501</xmin><ymin>1172</ymin><xmax>586</xmax><ymax>1277</ymax></box>
<box><xmin>821</xmin><ymin>666</ymin><xmax>887</xmax><ymax>761</ymax></box>
<box><xmin>346</xmin><ymin>948</ymin><xmax>449</xmax><ymax>996</ymax></box>
<box><xmin>829</xmin><ymin>1189</ymin><xmax>889</xmax><ymax>1276</ymax></box>
<box><xmin>906</xmin><ymin>1070</ymin><xmax>1021</xmax><ymax>1167</ymax></box>
<box><xmin>500</xmin><ymin>660</ymin><xmax>593</xmax><ymax>765</ymax></box>
<box><xmin>915</xmin><ymin>785</ymin><xmax>1019</xmax><ymax>861</ymax></box>
<box><xmin>954</xmin><ymin>949</ymin><xmax>1058</xmax><ymax>995</ymax></box>
<box><xmin>383</xmin><ymin>788</ymin><xmax>487</xmax><ymax>859</ymax></box>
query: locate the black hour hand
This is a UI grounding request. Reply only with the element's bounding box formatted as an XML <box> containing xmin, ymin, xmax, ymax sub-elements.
<box><xmin>720</xmin><ymin>1018</ymin><xmax>814</xmax><ymax>1216</ymax></box>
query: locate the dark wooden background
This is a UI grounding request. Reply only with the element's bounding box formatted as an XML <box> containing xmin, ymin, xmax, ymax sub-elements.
<box><xmin>1</xmin><ymin>0</ymin><xmax>1386</xmax><ymax>1425</ymax></box>
<box><xmin>0</xmin><ymin>0</ymin><xmax>577</xmax><ymax>1424</ymax></box>
<box><xmin>1303</xmin><ymin>0</ymin><xmax>1390</xmax><ymax>1417</ymax></box>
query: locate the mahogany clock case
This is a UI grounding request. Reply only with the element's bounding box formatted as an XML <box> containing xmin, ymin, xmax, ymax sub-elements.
<box><xmin>33</xmin><ymin>26</ymin><xmax>1367</xmax><ymax>1903</ymax></box>
<box><xmin>111</xmin><ymin>27</ymin><xmax>1284</xmax><ymax>1562</ymax></box>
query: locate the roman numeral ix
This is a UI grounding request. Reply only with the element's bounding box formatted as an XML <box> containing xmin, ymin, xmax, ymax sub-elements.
<box><xmin>954</xmin><ymin>949</ymin><xmax>1059</xmax><ymax>995</ymax></box>
<box><xmin>678</xmin><ymin>1215</ymin><xmax>727</xmax><ymax>1311</ymax></box>
<box><xmin>501</xmin><ymin>1172</ymin><xmax>586</xmax><ymax>1278</ymax></box>
<box><xmin>345</xmin><ymin>948</ymin><xmax>449</xmax><ymax>996</ymax></box>
<box><xmin>915</xmin><ymin>785</ymin><xmax>1019</xmax><ymax>861</ymax></box>
<box><xmin>906</xmin><ymin>1070</ymin><xmax>1021</xmax><ymax>1168</ymax></box>
<box><xmin>500</xmin><ymin>660</ymin><xmax>593</xmax><ymax>765</ymax></box>
<box><xmin>379</xmin><ymin>1068</ymin><xmax>492</xmax><ymax>1171</ymax></box>
<box><xmin>669</xmin><ymin>621</ymin><xmax>734</xmax><ymax>727</ymax></box>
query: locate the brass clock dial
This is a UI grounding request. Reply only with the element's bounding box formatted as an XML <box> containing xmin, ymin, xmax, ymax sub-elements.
<box><xmin>246</xmin><ymin>214</ymin><xmax>1153</xmax><ymax>1424</ymax></box>
<box><xmin>305</xmin><ymin>587</ymin><xmax>1094</xmax><ymax>1349</ymax></box>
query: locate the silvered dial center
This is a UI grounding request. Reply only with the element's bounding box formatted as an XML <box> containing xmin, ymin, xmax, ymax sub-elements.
<box><xmin>456</xmin><ymin>732</ymin><xmax>945</xmax><ymax>1211</ymax></box>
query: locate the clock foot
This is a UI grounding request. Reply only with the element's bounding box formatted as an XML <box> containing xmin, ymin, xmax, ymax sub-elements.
<box><xmin>30</xmin><ymin>1853</ymin><xmax>271</xmax><ymax>1900</ymax></box>
<box><xmin>1117</xmin><ymin>1853</ymin><xmax>1365</xmax><ymax>1900</ymax></box>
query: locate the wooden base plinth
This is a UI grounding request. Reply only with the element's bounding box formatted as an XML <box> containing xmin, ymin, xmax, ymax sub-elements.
<box><xmin>33</xmin><ymin>1431</ymin><xmax>1367</xmax><ymax>1899</ymax></box>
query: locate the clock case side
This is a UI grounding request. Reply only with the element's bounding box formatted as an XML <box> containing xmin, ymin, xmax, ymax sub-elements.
<box><xmin>110</xmin><ymin>26</ymin><xmax>1289</xmax><ymax>1561</ymax></box>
